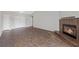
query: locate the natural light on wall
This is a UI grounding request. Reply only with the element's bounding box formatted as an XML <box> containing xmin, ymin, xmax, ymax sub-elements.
<box><xmin>2</xmin><ymin>11</ymin><xmax>32</xmax><ymax>30</ymax></box>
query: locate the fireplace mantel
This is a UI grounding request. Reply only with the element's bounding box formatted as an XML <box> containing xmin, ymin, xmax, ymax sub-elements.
<box><xmin>59</xmin><ymin>16</ymin><xmax>79</xmax><ymax>40</ymax></box>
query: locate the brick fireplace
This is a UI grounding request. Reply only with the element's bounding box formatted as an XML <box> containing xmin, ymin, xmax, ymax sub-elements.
<box><xmin>59</xmin><ymin>16</ymin><xmax>79</xmax><ymax>40</ymax></box>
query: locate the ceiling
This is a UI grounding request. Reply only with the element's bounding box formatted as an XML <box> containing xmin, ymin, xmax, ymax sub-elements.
<box><xmin>1</xmin><ymin>11</ymin><xmax>35</xmax><ymax>16</ymax></box>
<box><xmin>18</xmin><ymin>11</ymin><xmax>34</xmax><ymax>15</ymax></box>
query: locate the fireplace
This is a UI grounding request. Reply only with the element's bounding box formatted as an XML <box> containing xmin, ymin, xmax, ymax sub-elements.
<box><xmin>63</xmin><ymin>24</ymin><xmax>77</xmax><ymax>39</ymax></box>
<box><xmin>59</xmin><ymin>16</ymin><xmax>79</xmax><ymax>40</ymax></box>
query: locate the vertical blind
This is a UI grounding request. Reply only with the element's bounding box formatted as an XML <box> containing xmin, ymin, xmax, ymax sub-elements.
<box><xmin>3</xmin><ymin>14</ymin><xmax>11</xmax><ymax>30</ymax></box>
<box><xmin>2</xmin><ymin>14</ymin><xmax>32</xmax><ymax>30</ymax></box>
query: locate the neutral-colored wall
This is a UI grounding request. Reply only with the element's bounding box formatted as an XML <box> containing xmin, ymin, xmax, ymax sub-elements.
<box><xmin>0</xmin><ymin>11</ymin><xmax>32</xmax><ymax>36</ymax></box>
<box><xmin>33</xmin><ymin>11</ymin><xmax>60</xmax><ymax>31</ymax></box>
<box><xmin>33</xmin><ymin>11</ymin><xmax>79</xmax><ymax>31</ymax></box>
<box><xmin>60</xmin><ymin>11</ymin><xmax>79</xmax><ymax>18</ymax></box>
<box><xmin>11</xmin><ymin>14</ymin><xmax>32</xmax><ymax>29</ymax></box>
<box><xmin>0</xmin><ymin>12</ymin><xmax>3</xmax><ymax>36</ymax></box>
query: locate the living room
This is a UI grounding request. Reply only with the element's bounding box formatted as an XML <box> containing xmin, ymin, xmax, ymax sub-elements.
<box><xmin>0</xmin><ymin>11</ymin><xmax>79</xmax><ymax>47</ymax></box>
<box><xmin>1</xmin><ymin>0</ymin><xmax>79</xmax><ymax>59</ymax></box>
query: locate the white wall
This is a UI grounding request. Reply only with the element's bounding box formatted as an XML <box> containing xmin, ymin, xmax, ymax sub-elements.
<box><xmin>33</xmin><ymin>11</ymin><xmax>79</xmax><ymax>31</ymax></box>
<box><xmin>12</xmin><ymin>14</ymin><xmax>32</xmax><ymax>29</ymax></box>
<box><xmin>60</xmin><ymin>11</ymin><xmax>79</xmax><ymax>18</ymax></box>
<box><xmin>33</xmin><ymin>11</ymin><xmax>60</xmax><ymax>31</ymax></box>
<box><xmin>2</xmin><ymin>12</ymin><xmax>32</xmax><ymax>30</ymax></box>
<box><xmin>0</xmin><ymin>12</ymin><xmax>3</xmax><ymax>36</ymax></box>
<box><xmin>0</xmin><ymin>11</ymin><xmax>32</xmax><ymax>36</ymax></box>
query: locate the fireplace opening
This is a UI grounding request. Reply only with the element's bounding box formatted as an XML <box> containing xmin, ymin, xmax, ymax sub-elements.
<box><xmin>63</xmin><ymin>24</ymin><xmax>77</xmax><ymax>39</ymax></box>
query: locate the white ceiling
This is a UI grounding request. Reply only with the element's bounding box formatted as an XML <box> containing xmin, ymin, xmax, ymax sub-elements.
<box><xmin>1</xmin><ymin>11</ymin><xmax>35</xmax><ymax>16</ymax></box>
<box><xmin>18</xmin><ymin>11</ymin><xmax>34</xmax><ymax>15</ymax></box>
